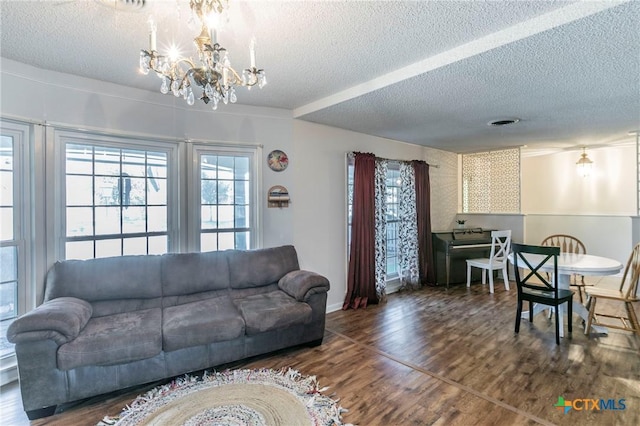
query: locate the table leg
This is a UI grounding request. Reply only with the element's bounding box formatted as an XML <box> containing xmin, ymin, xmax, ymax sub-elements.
<box><xmin>577</xmin><ymin>300</ymin><xmax>608</xmax><ymax>335</ymax></box>
<box><xmin>559</xmin><ymin>275</ymin><xmax>609</xmax><ymax>335</ymax></box>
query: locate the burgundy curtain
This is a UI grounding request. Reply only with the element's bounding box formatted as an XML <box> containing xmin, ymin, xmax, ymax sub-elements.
<box><xmin>412</xmin><ymin>161</ymin><xmax>435</xmax><ymax>286</ymax></box>
<box><xmin>343</xmin><ymin>152</ymin><xmax>378</xmax><ymax>310</ymax></box>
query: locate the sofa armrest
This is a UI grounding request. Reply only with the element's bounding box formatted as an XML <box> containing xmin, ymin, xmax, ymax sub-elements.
<box><xmin>278</xmin><ymin>270</ymin><xmax>330</xmax><ymax>302</ymax></box>
<box><xmin>7</xmin><ymin>297</ymin><xmax>92</xmax><ymax>346</ymax></box>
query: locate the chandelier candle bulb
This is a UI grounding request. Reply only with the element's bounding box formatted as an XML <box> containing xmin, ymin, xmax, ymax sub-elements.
<box><xmin>250</xmin><ymin>38</ymin><xmax>256</xmax><ymax>68</ymax></box>
<box><xmin>148</xmin><ymin>20</ymin><xmax>157</xmax><ymax>51</ymax></box>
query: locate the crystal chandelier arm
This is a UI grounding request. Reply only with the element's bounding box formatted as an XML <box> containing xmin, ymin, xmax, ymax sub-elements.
<box><xmin>155</xmin><ymin>57</ymin><xmax>197</xmax><ymax>76</ymax></box>
<box><xmin>174</xmin><ymin>58</ymin><xmax>197</xmax><ymax>69</ymax></box>
<box><xmin>227</xmin><ymin>67</ymin><xmax>243</xmax><ymax>85</ymax></box>
<box><xmin>141</xmin><ymin>49</ymin><xmax>198</xmax><ymax>77</ymax></box>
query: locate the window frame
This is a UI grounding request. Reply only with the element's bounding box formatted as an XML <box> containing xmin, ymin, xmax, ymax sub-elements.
<box><xmin>0</xmin><ymin>120</ymin><xmax>33</xmax><ymax>364</ymax></box>
<box><xmin>0</xmin><ymin>121</ymin><xmax>32</xmax><ymax>317</ymax></box>
<box><xmin>52</xmin><ymin>130</ymin><xmax>180</xmax><ymax>260</ymax></box>
<box><xmin>188</xmin><ymin>143</ymin><xmax>261</xmax><ymax>252</ymax></box>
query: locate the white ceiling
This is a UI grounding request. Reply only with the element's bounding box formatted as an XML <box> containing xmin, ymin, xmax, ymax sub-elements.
<box><xmin>1</xmin><ymin>0</ymin><xmax>638</xmax><ymax>154</ymax></box>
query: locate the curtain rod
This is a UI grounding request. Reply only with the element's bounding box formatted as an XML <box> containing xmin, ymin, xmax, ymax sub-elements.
<box><xmin>347</xmin><ymin>151</ymin><xmax>440</xmax><ymax>168</ymax></box>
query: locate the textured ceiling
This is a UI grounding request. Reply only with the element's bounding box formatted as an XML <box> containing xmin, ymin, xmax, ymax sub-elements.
<box><xmin>1</xmin><ymin>0</ymin><xmax>638</xmax><ymax>153</ymax></box>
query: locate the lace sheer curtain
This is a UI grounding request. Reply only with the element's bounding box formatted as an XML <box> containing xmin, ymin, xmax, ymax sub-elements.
<box><xmin>398</xmin><ymin>162</ymin><xmax>420</xmax><ymax>287</ymax></box>
<box><xmin>374</xmin><ymin>159</ymin><xmax>388</xmax><ymax>301</ymax></box>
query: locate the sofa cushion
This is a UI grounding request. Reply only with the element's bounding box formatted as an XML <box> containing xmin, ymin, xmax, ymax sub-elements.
<box><xmin>44</xmin><ymin>255</ymin><xmax>162</xmax><ymax>303</ymax></box>
<box><xmin>162</xmin><ymin>297</ymin><xmax>245</xmax><ymax>352</ymax></box>
<box><xmin>91</xmin><ymin>298</ymin><xmax>162</xmax><ymax>318</ymax></box>
<box><xmin>161</xmin><ymin>251</ymin><xmax>230</xmax><ymax>296</ymax></box>
<box><xmin>57</xmin><ymin>308</ymin><xmax>162</xmax><ymax>370</ymax></box>
<box><xmin>235</xmin><ymin>291</ymin><xmax>312</xmax><ymax>335</ymax></box>
<box><xmin>228</xmin><ymin>245</ymin><xmax>300</xmax><ymax>289</ymax></box>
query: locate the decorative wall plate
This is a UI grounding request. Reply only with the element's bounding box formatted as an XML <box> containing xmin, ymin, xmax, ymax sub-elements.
<box><xmin>267</xmin><ymin>150</ymin><xmax>289</xmax><ymax>171</ymax></box>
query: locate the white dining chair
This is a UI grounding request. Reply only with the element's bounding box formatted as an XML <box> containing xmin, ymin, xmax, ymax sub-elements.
<box><xmin>466</xmin><ymin>230</ymin><xmax>512</xmax><ymax>294</ymax></box>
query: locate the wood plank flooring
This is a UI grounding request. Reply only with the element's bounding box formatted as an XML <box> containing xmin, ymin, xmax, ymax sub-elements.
<box><xmin>1</xmin><ymin>276</ymin><xmax>638</xmax><ymax>425</ymax></box>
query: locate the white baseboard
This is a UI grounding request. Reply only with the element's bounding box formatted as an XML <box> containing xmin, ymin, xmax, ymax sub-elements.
<box><xmin>326</xmin><ymin>302</ymin><xmax>343</xmax><ymax>313</ymax></box>
<box><xmin>326</xmin><ymin>279</ymin><xmax>402</xmax><ymax>314</ymax></box>
<box><xmin>0</xmin><ymin>356</ymin><xmax>18</xmax><ymax>386</ymax></box>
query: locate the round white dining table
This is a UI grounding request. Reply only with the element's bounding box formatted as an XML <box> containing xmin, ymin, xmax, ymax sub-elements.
<box><xmin>507</xmin><ymin>252</ymin><xmax>623</xmax><ymax>336</ymax></box>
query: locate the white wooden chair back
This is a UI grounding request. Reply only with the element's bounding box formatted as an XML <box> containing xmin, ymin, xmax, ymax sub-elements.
<box><xmin>489</xmin><ymin>230</ymin><xmax>511</xmax><ymax>267</ymax></box>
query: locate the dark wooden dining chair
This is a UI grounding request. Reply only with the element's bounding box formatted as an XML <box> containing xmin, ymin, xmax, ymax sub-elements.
<box><xmin>584</xmin><ymin>243</ymin><xmax>640</xmax><ymax>336</ymax></box>
<box><xmin>541</xmin><ymin>234</ymin><xmax>590</xmax><ymax>303</ymax></box>
<box><xmin>513</xmin><ymin>243</ymin><xmax>574</xmax><ymax>345</ymax></box>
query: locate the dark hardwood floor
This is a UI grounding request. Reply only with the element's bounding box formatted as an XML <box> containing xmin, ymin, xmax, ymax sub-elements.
<box><xmin>1</xmin><ymin>276</ymin><xmax>638</xmax><ymax>425</ymax></box>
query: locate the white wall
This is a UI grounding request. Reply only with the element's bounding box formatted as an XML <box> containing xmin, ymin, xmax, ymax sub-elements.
<box><xmin>520</xmin><ymin>145</ymin><xmax>637</xmax><ymax>265</ymax></box>
<box><xmin>524</xmin><ymin>215</ymin><xmax>632</xmax><ymax>265</ymax></box>
<box><xmin>1</xmin><ymin>59</ymin><xmax>458</xmax><ymax>312</ymax></box>
<box><xmin>633</xmin><ymin>216</ymin><xmax>640</xmax><ymax>246</ymax></box>
<box><xmin>522</xmin><ymin>146</ymin><xmax>636</xmax><ymax>215</ymax></box>
<box><xmin>290</xmin><ymin>121</ymin><xmax>457</xmax><ymax>311</ymax></box>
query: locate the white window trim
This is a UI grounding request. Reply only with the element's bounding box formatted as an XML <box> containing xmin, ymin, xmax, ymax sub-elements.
<box><xmin>0</xmin><ymin>119</ymin><xmax>33</xmax><ymax>386</ymax></box>
<box><xmin>0</xmin><ymin>120</ymin><xmax>33</xmax><ymax>317</ymax></box>
<box><xmin>187</xmin><ymin>143</ymin><xmax>262</xmax><ymax>252</ymax></box>
<box><xmin>50</xmin><ymin>129</ymin><xmax>181</xmax><ymax>260</ymax></box>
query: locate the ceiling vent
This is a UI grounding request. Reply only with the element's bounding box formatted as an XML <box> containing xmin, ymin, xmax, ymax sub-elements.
<box><xmin>488</xmin><ymin>118</ymin><xmax>520</xmax><ymax>127</ymax></box>
<box><xmin>97</xmin><ymin>0</ymin><xmax>146</xmax><ymax>11</ymax></box>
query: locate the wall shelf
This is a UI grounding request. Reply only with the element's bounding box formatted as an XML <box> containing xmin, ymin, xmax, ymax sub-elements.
<box><xmin>268</xmin><ymin>185</ymin><xmax>290</xmax><ymax>208</ymax></box>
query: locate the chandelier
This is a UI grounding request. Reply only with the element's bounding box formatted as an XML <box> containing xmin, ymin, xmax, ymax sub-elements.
<box><xmin>576</xmin><ymin>147</ymin><xmax>594</xmax><ymax>177</ymax></box>
<box><xmin>138</xmin><ymin>0</ymin><xmax>266</xmax><ymax>110</ymax></box>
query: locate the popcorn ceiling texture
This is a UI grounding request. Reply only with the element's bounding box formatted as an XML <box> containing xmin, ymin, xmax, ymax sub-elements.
<box><xmin>1</xmin><ymin>1</ymin><xmax>637</xmax><ymax>154</ymax></box>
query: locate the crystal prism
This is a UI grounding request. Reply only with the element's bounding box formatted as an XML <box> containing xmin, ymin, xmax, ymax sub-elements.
<box><xmin>160</xmin><ymin>78</ymin><xmax>169</xmax><ymax>94</ymax></box>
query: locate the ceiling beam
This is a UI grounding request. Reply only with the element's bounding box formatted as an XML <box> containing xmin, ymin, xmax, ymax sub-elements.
<box><xmin>293</xmin><ymin>0</ymin><xmax>630</xmax><ymax>118</ymax></box>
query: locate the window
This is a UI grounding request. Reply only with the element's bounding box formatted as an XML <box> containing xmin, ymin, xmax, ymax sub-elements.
<box><xmin>57</xmin><ymin>132</ymin><xmax>176</xmax><ymax>259</ymax></box>
<box><xmin>0</xmin><ymin>136</ymin><xmax>17</xmax><ymax>324</ymax></box>
<box><xmin>385</xmin><ymin>167</ymin><xmax>401</xmax><ymax>277</ymax></box>
<box><xmin>0</xmin><ymin>121</ymin><xmax>31</xmax><ymax>360</ymax></box>
<box><xmin>195</xmin><ymin>146</ymin><xmax>258</xmax><ymax>252</ymax></box>
<box><xmin>347</xmin><ymin>160</ymin><xmax>401</xmax><ymax>279</ymax></box>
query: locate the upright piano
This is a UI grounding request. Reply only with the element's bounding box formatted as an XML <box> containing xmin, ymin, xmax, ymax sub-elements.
<box><xmin>432</xmin><ymin>228</ymin><xmax>494</xmax><ymax>288</ymax></box>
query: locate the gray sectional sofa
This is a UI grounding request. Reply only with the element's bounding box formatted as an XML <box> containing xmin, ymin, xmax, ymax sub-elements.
<box><xmin>7</xmin><ymin>245</ymin><xmax>329</xmax><ymax>420</ymax></box>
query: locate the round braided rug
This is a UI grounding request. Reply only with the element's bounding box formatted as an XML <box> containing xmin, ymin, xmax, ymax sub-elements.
<box><xmin>98</xmin><ymin>368</ymin><xmax>349</xmax><ymax>426</ymax></box>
